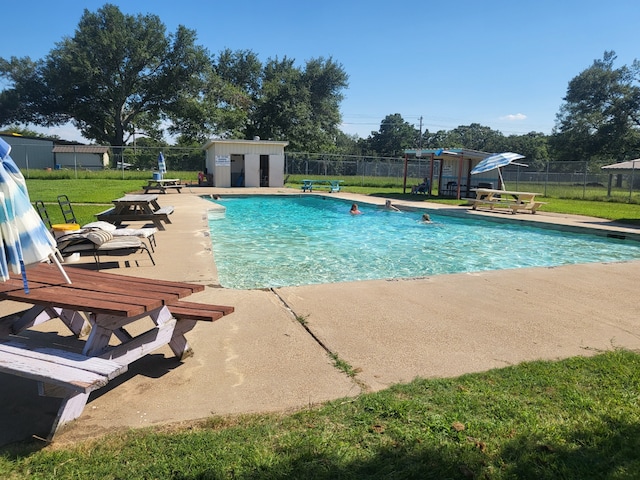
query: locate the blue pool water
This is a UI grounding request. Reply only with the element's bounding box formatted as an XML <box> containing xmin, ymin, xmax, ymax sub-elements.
<box><xmin>207</xmin><ymin>195</ymin><xmax>640</xmax><ymax>289</ymax></box>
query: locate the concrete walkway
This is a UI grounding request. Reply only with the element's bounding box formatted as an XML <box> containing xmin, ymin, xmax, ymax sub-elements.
<box><xmin>1</xmin><ymin>188</ymin><xmax>639</xmax><ymax>445</ymax></box>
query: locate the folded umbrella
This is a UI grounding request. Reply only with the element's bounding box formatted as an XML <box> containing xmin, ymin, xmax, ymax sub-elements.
<box><xmin>158</xmin><ymin>152</ymin><xmax>166</xmax><ymax>180</ymax></box>
<box><xmin>0</xmin><ymin>138</ymin><xmax>70</xmax><ymax>290</ymax></box>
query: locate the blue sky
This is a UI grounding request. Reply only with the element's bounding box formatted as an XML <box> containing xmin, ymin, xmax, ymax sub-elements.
<box><xmin>2</xmin><ymin>0</ymin><xmax>639</xmax><ymax>143</ymax></box>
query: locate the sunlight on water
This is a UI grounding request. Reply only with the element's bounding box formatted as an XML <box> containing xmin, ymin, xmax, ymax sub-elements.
<box><xmin>207</xmin><ymin>195</ymin><xmax>640</xmax><ymax>289</ymax></box>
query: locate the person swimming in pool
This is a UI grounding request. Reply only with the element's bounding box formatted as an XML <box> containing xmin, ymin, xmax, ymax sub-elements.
<box><xmin>384</xmin><ymin>200</ymin><xmax>400</xmax><ymax>211</ymax></box>
<box><xmin>350</xmin><ymin>203</ymin><xmax>362</xmax><ymax>215</ymax></box>
<box><xmin>421</xmin><ymin>213</ymin><xmax>432</xmax><ymax>223</ymax></box>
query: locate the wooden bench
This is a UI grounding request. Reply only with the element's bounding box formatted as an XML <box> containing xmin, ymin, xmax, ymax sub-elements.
<box><xmin>0</xmin><ymin>340</ymin><xmax>127</xmax><ymax>440</ymax></box>
<box><xmin>0</xmin><ymin>263</ymin><xmax>235</xmax><ymax>440</ymax></box>
<box><xmin>301</xmin><ymin>179</ymin><xmax>343</xmax><ymax>193</ymax></box>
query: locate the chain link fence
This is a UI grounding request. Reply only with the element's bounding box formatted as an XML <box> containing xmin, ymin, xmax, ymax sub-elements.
<box><xmin>285</xmin><ymin>152</ymin><xmax>640</xmax><ymax>201</ymax></box>
<box><xmin>4</xmin><ymin>139</ymin><xmax>639</xmax><ymax>201</ymax></box>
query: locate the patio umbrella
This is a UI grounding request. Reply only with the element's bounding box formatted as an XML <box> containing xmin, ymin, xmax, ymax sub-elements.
<box><xmin>158</xmin><ymin>152</ymin><xmax>166</xmax><ymax>180</ymax></box>
<box><xmin>0</xmin><ymin>138</ymin><xmax>70</xmax><ymax>291</ymax></box>
<box><xmin>471</xmin><ymin>152</ymin><xmax>527</xmax><ymax>190</ymax></box>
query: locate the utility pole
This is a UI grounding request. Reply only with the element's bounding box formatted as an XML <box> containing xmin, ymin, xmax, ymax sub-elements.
<box><xmin>416</xmin><ymin>116</ymin><xmax>423</xmax><ymax>157</ymax></box>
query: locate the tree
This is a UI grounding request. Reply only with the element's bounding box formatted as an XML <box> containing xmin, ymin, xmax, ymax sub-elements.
<box><xmin>170</xmin><ymin>49</ymin><xmax>263</xmax><ymax>143</ymax></box>
<box><xmin>442</xmin><ymin>123</ymin><xmax>505</xmax><ymax>152</ymax></box>
<box><xmin>367</xmin><ymin>113</ymin><xmax>419</xmax><ymax>157</ymax></box>
<box><xmin>551</xmin><ymin>51</ymin><xmax>640</xmax><ymax>164</ymax></box>
<box><xmin>0</xmin><ymin>125</ymin><xmax>55</xmax><ymax>139</ymax></box>
<box><xmin>0</xmin><ymin>4</ymin><xmax>211</xmax><ymax>150</ymax></box>
<box><xmin>248</xmin><ymin>57</ymin><xmax>348</xmax><ymax>151</ymax></box>
<box><xmin>502</xmin><ymin>132</ymin><xmax>550</xmax><ymax>170</ymax></box>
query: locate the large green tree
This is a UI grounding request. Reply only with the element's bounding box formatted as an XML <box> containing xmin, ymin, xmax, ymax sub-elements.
<box><xmin>0</xmin><ymin>4</ymin><xmax>211</xmax><ymax>148</ymax></box>
<box><xmin>248</xmin><ymin>56</ymin><xmax>348</xmax><ymax>151</ymax></box>
<box><xmin>170</xmin><ymin>49</ymin><xmax>263</xmax><ymax>143</ymax></box>
<box><xmin>441</xmin><ymin>123</ymin><xmax>505</xmax><ymax>152</ymax></box>
<box><xmin>551</xmin><ymin>51</ymin><xmax>640</xmax><ymax>164</ymax></box>
<box><xmin>366</xmin><ymin>113</ymin><xmax>419</xmax><ymax>157</ymax></box>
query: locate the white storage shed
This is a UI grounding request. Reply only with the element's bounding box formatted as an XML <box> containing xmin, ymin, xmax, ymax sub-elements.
<box><xmin>202</xmin><ymin>139</ymin><xmax>289</xmax><ymax>188</ymax></box>
<box><xmin>52</xmin><ymin>145</ymin><xmax>110</xmax><ymax>170</ymax></box>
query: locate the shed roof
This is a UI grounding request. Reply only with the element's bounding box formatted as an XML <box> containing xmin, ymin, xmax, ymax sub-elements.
<box><xmin>601</xmin><ymin>159</ymin><xmax>640</xmax><ymax>173</ymax></box>
<box><xmin>202</xmin><ymin>138</ymin><xmax>289</xmax><ymax>151</ymax></box>
<box><xmin>52</xmin><ymin>145</ymin><xmax>109</xmax><ymax>154</ymax></box>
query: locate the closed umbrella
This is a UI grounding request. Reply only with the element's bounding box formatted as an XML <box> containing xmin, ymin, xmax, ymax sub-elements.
<box><xmin>471</xmin><ymin>152</ymin><xmax>527</xmax><ymax>190</ymax></box>
<box><xmin>158</xmin><ymin>152</ymin><xmax>166</xmax><ymax>180</ymax></box>
<box><xmin>0</xmin><ymin>138</ymin><xmax>70</xmax><ymax>291</ymax></box>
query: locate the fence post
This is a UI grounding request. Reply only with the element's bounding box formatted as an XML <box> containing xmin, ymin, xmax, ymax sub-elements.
<box><xmin>544</xmin><ymin>161</ymin><xmax>549</xmax><ymax>197</ymax></box>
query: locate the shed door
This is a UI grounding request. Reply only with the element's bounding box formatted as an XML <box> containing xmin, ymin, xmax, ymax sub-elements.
<box><xmin>260</xmin><ymin>155</ymin><xmax>269</xmax><ymax>187</ymax></box>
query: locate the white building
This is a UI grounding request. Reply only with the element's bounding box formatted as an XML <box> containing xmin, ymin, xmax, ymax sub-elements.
<box><xmin>202</xmin><ymin>139</ymin><xmax>289</xmax><ymax>188</ymax></box>
<box><xmin>52</xmin><ymin>145</ymin><xmax>110</xmax><ymax>170</ymax></box>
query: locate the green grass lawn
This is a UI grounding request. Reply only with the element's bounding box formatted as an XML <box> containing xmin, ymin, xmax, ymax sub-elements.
<box><xmin>26</xmin><ymin>176</ymin><xmax>640</xmax><ymax>226</ymax></box>
<box><xmin>3</xmin><ymin>176</ymin><xmax>638</xmax><ymax>478</ymax></box>
<box><xmin>2</xmin><ymin>351</ymin><xmax>639</xmax><ymax>479</ymax></box>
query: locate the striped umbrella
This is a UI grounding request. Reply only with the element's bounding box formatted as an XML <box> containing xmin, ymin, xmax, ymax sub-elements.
<box><xmin>158</xmin><ymin>152</ymin><xmax>167</xmax><ymax>179</ymax></box>
<box><xmin>0</xmin><ymin>138</ymin><xmax>69</xmax><ymax>290</ymax></box>
<box><xmin>471</xmin><ymin>152</ymin><xmax>527</xmax><ymax>189</ymax></box>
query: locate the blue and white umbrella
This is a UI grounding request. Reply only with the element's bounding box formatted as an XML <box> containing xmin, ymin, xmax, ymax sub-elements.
<box><xmin>157</xmin><ymin>152</ymin><xmax>166</xmax><ymax>179</ymax></box>
<box><xmin>471</xmin><ymin>152</ymin><xmax>527</xmax><ymax>190</ymax></box>
<box><xmin>0</xmin><ymin>138</ymin><xmax>69</xmax><ymax>290</ymax></box>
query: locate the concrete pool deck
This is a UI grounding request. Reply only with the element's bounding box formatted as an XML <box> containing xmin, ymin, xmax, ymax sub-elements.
<box><xmin>1</xmin><ymin>187</ymin><xmax>640</xmax><ymax>445</ymax></box>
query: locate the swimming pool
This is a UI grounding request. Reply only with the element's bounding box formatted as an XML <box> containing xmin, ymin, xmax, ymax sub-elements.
<box><xmin>207</xmin><ymin>195</ymin><xmax>640</xmax><ymax>289</ymax></box>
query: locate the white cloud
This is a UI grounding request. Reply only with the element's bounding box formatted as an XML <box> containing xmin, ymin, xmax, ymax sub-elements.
<box><xmin>500</xmin><ymin>113</ymin><xmax>527</xmax><ymax>122</ymax></box>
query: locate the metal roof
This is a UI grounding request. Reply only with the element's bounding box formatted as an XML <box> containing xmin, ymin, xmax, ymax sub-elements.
<box><xmin>52</xmin><ymin>145</ymin><xmax>109</xmax><ymax>154</ymax></box>
<box><xmin>601</xmin><ymin>159</ymin><xmax>640</xmax><ymax>172</ymax></box>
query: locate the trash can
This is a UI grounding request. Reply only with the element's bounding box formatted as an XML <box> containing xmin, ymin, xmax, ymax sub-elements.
<box><xmin>152</xmin><ymin>172</ymin><xmax>161</xmax><ymax>181</ymax></box>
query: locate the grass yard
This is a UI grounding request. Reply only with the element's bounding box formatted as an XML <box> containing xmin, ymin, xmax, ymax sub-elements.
<box><xmin>1</xmin><ymin>350</ymin><xmax>639</xmax><ymax>479</ymax></box>
<box><xmin>26</xmin><ymin>175</ymin><xmax>640</xmax><ymax>226</ymax></box>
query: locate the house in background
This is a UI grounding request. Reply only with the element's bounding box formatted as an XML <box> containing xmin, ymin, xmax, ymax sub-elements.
<box><xmin>202</xmin><ymin>138</ymin><xmax>289</xmax><ymax>188</ymax></box>
<box><xmin>52</xmin><ymin>145</ymin><xmax>110</xmax><ymax>170</ymax></box>
<box><xmin>0</xmin><ymin>133</ymin><xmax>54</xmax><ymax>170</ymax></box>
<box><xmin>1</xmin><ymin>132</ymin><xmax>110</xmax><ymax>171</ymax></box>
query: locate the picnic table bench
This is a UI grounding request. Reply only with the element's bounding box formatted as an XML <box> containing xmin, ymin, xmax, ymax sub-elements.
<box><xmin>464</xmin><ymin>188</ymin><xmax>547</xmax><ymax>214</ymax></box>
<box><xmin>143</xmin><ymin>178</ymin><xmax>182</xmax><ymax>194</ymax></box>
<box><xmin>0</xmin><ymin>263</ymin><xmax>234</xmax><ymax>440</ymax></box>
<box><xmin>301</xmin><ymin>179</ymin><xmax>343</xmax><ymax>193</ymax></box>
<box><xmin>96</xmin><ymin>194</ymin><xmax>174</xmax><ymax>231</ymax></box>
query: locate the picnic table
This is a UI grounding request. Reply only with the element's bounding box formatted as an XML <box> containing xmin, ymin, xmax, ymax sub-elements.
<box><xmin>0</xmin><ymin>263</ymin><xmax>234</xmax><ymax>440</ymax></box>
<box><xmin>301</xmin><ymin>179</ymin><xmax>343</xmax><ymax>193</ymax></box>
<box><xmin>465</xmin><ymin>188</ymin><xmax>547</xmax><ymax>214</ymax></box>
<box><xmin>96</xmin><ymin>194</ymin><xmax>174</xmax><ymax>231</ymax></box>
<box><xmin>143</xmin><ymin>178</ymin><xmax>182</xmax><ymax>194</ymax></box>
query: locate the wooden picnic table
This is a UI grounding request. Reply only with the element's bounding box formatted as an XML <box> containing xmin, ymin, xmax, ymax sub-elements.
<box><xmin>96</xmin><ymin>194</ymin><xmax>174</xmax><ymax>231</ymax></box>
<box><xmin>466</xmin><ymin>188</ymin><xmax>547</xmax><ymax>214</ymax></box>
<box><xmin>0</xmin><ymin>263</ymin><xmax>234</xmax><ymax>439</ymax></box>
<box><xmin>143</xmin><ymin>178</ymin><xmax>182</xmax><ymax>194</ymax></box>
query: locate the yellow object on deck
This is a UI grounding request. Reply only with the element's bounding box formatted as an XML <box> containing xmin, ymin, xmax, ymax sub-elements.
<box><xmin>51</xmin><ymin>223</ymin><xmax>80</xmax><ymax>239</ymax></box>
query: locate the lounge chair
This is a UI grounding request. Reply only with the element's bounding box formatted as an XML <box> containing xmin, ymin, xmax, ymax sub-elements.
<box><xmin>55</xmin><ymin>229</ymin><xmax>155</xmax><ymax>269</ymax></box>
<box><xmin>35</xmin><ymin>201</ymin><xmax>155</xmax><ymax>269</ymax></box>
<box><xmin>56</xmin><ymin>195</ymin><xmax>157</xmax><ymax>251</ymax></box>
